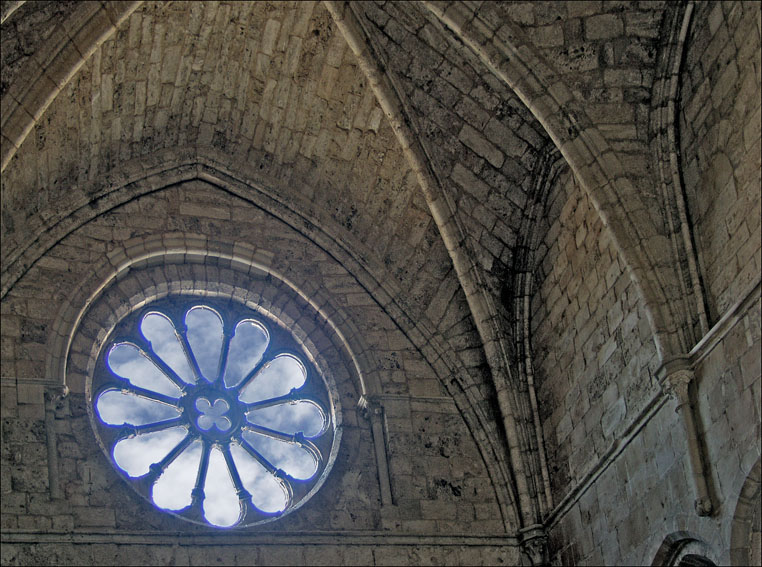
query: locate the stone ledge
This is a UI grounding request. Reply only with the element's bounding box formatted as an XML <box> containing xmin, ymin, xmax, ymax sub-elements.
<box><xmin>0</xmin><ymin>530</ymin><xmax>518</xmax><ymax>547</ymax></box>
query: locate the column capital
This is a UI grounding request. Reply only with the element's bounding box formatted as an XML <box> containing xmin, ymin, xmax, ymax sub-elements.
<box><xmin>519</xmin><ymin>524</ymin><xmax>548</xmax><ymax>566</ymax></box>
<box><xmin>357</xmin><ymin>394</ymin><xmax>383</xmax><ymax>420</ymax></box>
<box><xmin>662</xmin><ymin>368</ymin><xmax>694</xmax><ymax>406</ymax></box>
<box><xmin>656</xmin><ymin>355</ymin><xmax>692</xmax><ymax>381</ymax></box>
<box><xmin>44</xmin><ymin>384</ymin><xmax>70</xmax><ymax>415</ymax></box>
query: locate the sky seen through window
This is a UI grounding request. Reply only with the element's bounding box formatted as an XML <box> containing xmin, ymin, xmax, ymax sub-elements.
<box><xmin>94</xmin><ymin>305</ymin><xmax>329</xmax><ymax>527</ymax></box>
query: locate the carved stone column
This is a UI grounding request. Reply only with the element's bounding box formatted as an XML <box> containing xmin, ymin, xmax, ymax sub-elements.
<box><xmin>662</xmin><ymin>367</ymin><xmax>714</xmax><ymax>516</ymax></box>
<box><xmin>358</xmin><ymin>395</ymin><xmax>394</xmax><ymax>507</ymax></box>
<box><xmin>519</xmin><ymin>524</ymin><xmax>548</xmax><ymax>566</ymax></box>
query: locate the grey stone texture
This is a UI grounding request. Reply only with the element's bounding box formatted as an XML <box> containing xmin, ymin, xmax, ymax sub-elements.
<box><xmin>679</xmin><ymin>0</ymin><xmax>762</xmax><ymax>322</ymax></box>
<box><xmin>1</xmin><ymin>1</ymin><xmax>760</xmax><ymax>566</ymax></box>
<box><xmin>531</xmin><ymin>168</ymin><xmax>660</xmax><ymax>506</ymax></box>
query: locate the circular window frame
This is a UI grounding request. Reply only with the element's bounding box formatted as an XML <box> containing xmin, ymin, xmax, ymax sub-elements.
<box><xmin>86</xmin><ymin>294</ymin><xmax>339</xmax><ymax>529</ymax></box>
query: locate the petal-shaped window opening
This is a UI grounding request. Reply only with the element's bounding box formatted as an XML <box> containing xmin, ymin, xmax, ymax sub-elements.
<box><xmin>107</xmin><ymin>343</ymin><xmax>182</xmax><ymax>398</ymax></box>
<box><xmin>96</xmin><ymin>389</ymin><xmax>181</xmax><ymax>426</ymax></box>
<box><xmin>203</xmin><ymin>446</ymin><xmax>241</xmax><ymax>527</ymax></box>
<box><xmin>246</xmin><ymin>401</ymin><xmax>326</xmax><ymax>439</ymax></box>
<box><xmin>230</xmin><ymin>443</ymin><xmax>288</xmax><ymax>513</ymax></box>
<box><xmin>140</xmin><ymin>312</ymin><xmax>196</xmax><ymax>385</ymax></box>
<box><xmin>113</xmin><ymin>426</ymin><xmax>188</xmax><ymax>478</ymax></box>
<box><xmin>152</xmin><ymin>439</ymin><xmax>203</xmax><ymax>511</ymax></box>
<box><xmin>238</xmin><ymin>354</ymin><xmax>306</xmax><ymax>404</ymax></box>
<box><xmin>185</xmin><ymin>307</ymin><xmax>223</xmax><ymax>383</ymax></box>
<box><xmin>242</xmin><ymin>430</ymin><xmax>318</xmax><ymax>481</ymax></box>
<box><xmin>223</xmin><ymin>320</ymin><xmax>269</xmax><ymax>388</ymax></box>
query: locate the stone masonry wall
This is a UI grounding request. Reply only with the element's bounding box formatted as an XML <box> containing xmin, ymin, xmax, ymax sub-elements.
<box><xmin>0</xmin><ymin>1</ymin><xmax>81</xmax><ymax>99</ymax></box>
<box><xmin>2</xmin><ymin>1</ymin><xmax>760</xmax><ymax>565</ymax></box>
<box><xmin>1</xmin><ymin>541</ymin><xmax>519</xmax><ymax>566</ymax></box>
<box><xmin>1</xmin><ymin>1</ymin><xmax>440</xmax><ymax>310</ymax></box>
<box><xmin>1</xmin><ymin>179</ymin><xmax>515</xmax><ymax>565</ymax></box>
<box><xmin>1</xmin><ymin>1</ymin><xmax>508</xmax><ymax>480</ymax></box>
<box><xmin>531</xmin><ymin>166</ymin><xmax>659</xmax><ymax>505</ymax></box>
<box><xmin>359</xmin><ymin>0</ymin><xmax>550</xmax><ymax>289</ymax></box>
<box><xmin>540</xmin><ymin>3</ymin><xmax>762</xmax><ymax>558</ymax></box>
<box><xmin>679</xmin><ymin>0</ymin><xmax>762</xmax><ymax>322</ymax></box>
<box><xmin>547</xmin><ymin>293</ymin><xmax>761</xmax><ymax>566</ymax></box>
<box><xmin>489</xmin><ymin>0</ymin><xmax>665</xmax><ymax>148</ymax></box>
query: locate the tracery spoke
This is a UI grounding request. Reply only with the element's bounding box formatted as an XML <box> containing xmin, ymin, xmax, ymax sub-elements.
<box><xmin>191</xmin><ymin>440</ymin><xmax>212</xmax><ymax>507</ymax></box>
<box><xmin>237</xmin><ymin>434</ymin><xmax>286</xmax><ymax>480</ymax></box>
<box><xmin>241</xmin><ymin>390</ymin><xmax>301</xmax><ymax>411</ymax></box>
<box><xmin>234</xmin><ymin>357</ymin><xmax>269</xmax><ymax>395</ymax></box>
<box><xmin>241</xmin><ymin>423</ymin><xmax>316</xmax><ymax>446</ymax></box>
<box><xmin>177</xmin><ymin>327</ymin><xmax>204</xmax><ymax>384</ymax></box>
<box><xmin>116</xmin><ymin>383</ymin><xmax>183</xmax><ymax>407</ymax></box>
<box><xmin>221</xmin><ymin>443</ymin><xmax>249</xmax><ymax>500</ymax></box>
<box><xmin>245</xmin><ymin>398</ymin><xmax>327</xmax><ymax>439</ymax></box>
<box><xmin>147</xmin><ymin>433</ymin><xmax>195</xmax><ymax>481</ymax></box>
<box><xmin>241</xmin><ymin>427</ymin><xmax>321</xmax><ymax>481</ymax></box>
<box><xmin>118</xmin><ymin>417</ymin><xmax>185</xmax><ymax>440</ymax></box>
<box><xmin>140</xmin><ymin>347</ymin><xmax>190</xmax><ymax>393</ymax></box>
<box><xmin>214</xmin><ymin>330</ymin><xmax>233</xmax><ymax>386</ymax></box>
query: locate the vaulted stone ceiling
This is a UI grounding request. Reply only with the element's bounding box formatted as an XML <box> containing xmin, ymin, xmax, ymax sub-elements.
<box><xmin>3</xmin><ymin>2</ymin><xmax>433</xmax><ymax>290</ymax></box>
<box><xmin>1</xmin><ymin>0</ymin><xmax>693</xmax><ymax>542</ymax></box>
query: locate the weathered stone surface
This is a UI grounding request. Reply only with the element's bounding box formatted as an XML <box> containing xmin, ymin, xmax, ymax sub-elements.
<box><xmin>1</xmin><ymin>1</ymin><xmax>760</xmax><ymax>566</ymax></box>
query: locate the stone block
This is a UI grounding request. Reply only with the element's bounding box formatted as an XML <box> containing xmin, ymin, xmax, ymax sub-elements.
<box><xmin>72</xmin><ymin>506</ymin><xmax>116</xmax><ymax>527</ymax></box>
<box><xmin>450</xmin><ymin>163</ymin><xmax>489</xmax><ymax>201</ymax></box>
<box><xmin>459</xmin><ymin>124</ymin><xmax>504</xmax><ymax>169</ymax></box>
<box><xmin>16</xmin><ymin>383</ymin><xmax>44</xmax><ymax>405</ymax></box>
<box><xmin>567</xmin><ymin>2</ymin><xmax>602</xmax><ymax>19</ymax></box>
<box><xmin>585</xmin><ymin>14</ymin><xmax>623</xmax><ymax>40</ymax></box>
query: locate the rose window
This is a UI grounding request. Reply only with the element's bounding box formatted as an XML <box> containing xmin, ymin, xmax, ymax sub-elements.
<box><xmin>88</xmin><ymin>297</ymin><xmax>336</xmax><ymax>528</ymax></box>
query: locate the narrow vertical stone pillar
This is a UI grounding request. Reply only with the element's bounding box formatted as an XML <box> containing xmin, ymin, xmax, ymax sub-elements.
<box><xmin>662</xmin><ymin>367</ymin><xmax>714</xmax><ymax>516</ymax></box>
<box><xmin>44</xmin><ymin>385</ymin><xmax>68</xmax><ymax>500</ymax></box>
<box><xmin>358</xmin><ymin>395</ymin><xmax>394</xmax><ymax>507</ymax></box>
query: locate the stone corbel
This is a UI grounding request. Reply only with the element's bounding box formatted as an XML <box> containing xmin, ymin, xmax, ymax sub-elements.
<box><xmin>358</xmin><ymin>395</ymin><xmax>394</xmax><ymax>506</ymax></box>
<box><xmin>660</xmin><ymin>360</ymin><xmax>714</xmax><ymax>516</ymax></box>
<box><xmin>519</xmin><ymin>524</ymin><xmax>548</xmax><ymax>566</ymax></box>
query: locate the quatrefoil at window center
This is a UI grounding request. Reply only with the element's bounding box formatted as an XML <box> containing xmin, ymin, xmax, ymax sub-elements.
<box><xmin>195</xmin><ymin>397</ymin><xmax>232</xmax><ymax>432</ymax></box>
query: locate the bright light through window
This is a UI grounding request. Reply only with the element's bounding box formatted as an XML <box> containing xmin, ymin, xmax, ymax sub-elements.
<box><xmin>89</xmin><ymin>298</ymin><xmax>335</xmax><ymax>528</ymax></box>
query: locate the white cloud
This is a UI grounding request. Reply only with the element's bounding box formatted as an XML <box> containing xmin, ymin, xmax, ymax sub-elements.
<box><xmin>203</xmin><ymin>446</ymin><xmax>241</xmax><ymax>527</ymax></box>
<box><xmin>238</xmin><ymin>354</ymin><xmax>306</xmax><ymax>404</ymax></box>
<box><xmin>185</xmin><ymin>307</ymin><xmax>224</xmax><ymax>383</ymax></box>
<box><xmin>246</xmin><ymin>401</ymin><xmax>325</xmax><ymax>438</ymax></box>
<box><xmin>152</xmin><ymin>439</ymin><xmax>202</xmax><ymax>510</ymax></box>
<box><xmin>96</xmin><ymin>389</ymin><xmax>181</xmax><ymax>426</ymax></box>
<box><xmin>108</xmin><ymin>343</ymin><xmax>182</xmax><ymax>398</ymax></box>
<box><xmin>241</xmin><ymin>430</ymin><xmax>317</xmax><ymax>480</ymax></box>
<box><xmin>223</xmin><ymin>320</ymin><xmax>269</xmax><ymax>388</ymax></box>
<box><xmin>113</xmin><ymin>426</ymin><xmax>188</xmax><ymax>477</ymax></box>
<box><xmin>141</xmin><ymin>313</ymin><xmax>196</xmax><ymax>384</ymax></box>
<box><xmin>230</xmin><ymin>443</ymin><xmax>288</xmax><ymax>513</ymax></box>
